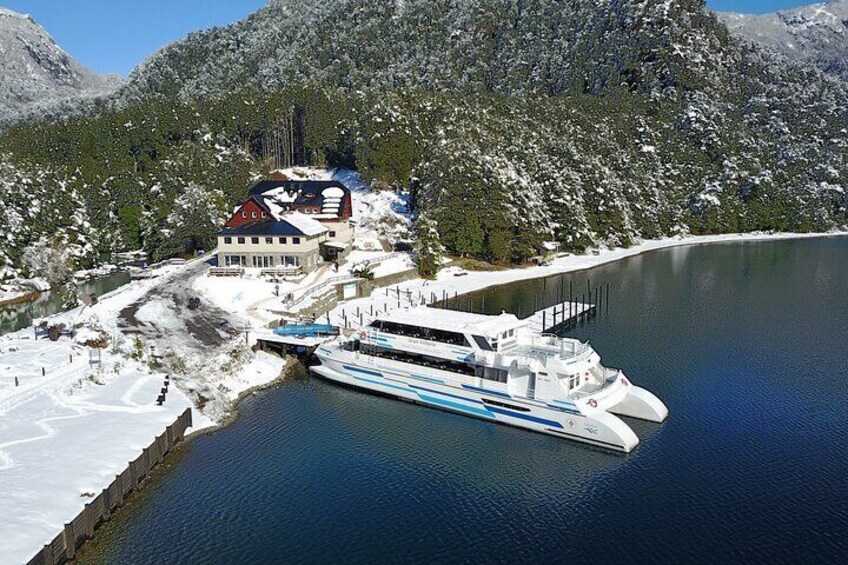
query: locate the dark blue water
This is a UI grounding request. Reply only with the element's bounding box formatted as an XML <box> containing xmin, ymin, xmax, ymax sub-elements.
<box><xmin>80</xmin><ymin>238</ymin><xmax>848</xmax><ymax>564</ymax></box>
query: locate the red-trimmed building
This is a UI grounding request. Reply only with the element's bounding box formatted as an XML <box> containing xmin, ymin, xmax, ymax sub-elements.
<box><xmin>217</xmin><ymin>180</ymin><xmax>355</xmax><ymax>273</ymax></box>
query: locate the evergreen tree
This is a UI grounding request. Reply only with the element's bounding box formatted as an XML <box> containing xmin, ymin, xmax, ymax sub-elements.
<box><xmin>414</xmin><ymin>215</ymin><xmax>444</xmax><ymax>278</ymax></box>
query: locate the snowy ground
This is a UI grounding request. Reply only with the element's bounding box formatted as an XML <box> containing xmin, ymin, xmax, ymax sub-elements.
<box><xmin>194</xmin><ymin>250</ymin><xmax>415</xmax><ymax>325</ymax></box>
<box><xmin>0</xmin><ymin>257</ymin><xmax>289</xmax><ymax>564</ymax></box>
<box><xmin>0</xmin><ymin>337</ymin><xmax>198</xmax><ymax>563</ymax></box>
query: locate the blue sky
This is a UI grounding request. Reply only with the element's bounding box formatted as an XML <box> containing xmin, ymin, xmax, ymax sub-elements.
<box><xmin>3</xmin><ymin>0</ymin><xmax>817</xmax><ymax>76</ymax></box>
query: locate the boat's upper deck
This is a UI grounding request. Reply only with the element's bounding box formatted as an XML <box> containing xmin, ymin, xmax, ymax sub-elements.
<box><xmin>506</xmin><ymin>334</ymin><xmax>592</xmax><ymax>362</ymax></box>
<box><xmin>375</xmin><ymin>307</ymin><xmax>523</xmax><ymax>338</ymax></box>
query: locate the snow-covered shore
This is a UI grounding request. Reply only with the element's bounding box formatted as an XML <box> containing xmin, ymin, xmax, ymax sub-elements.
<box><xmin>0</xmin><ymin>257</ymin><xmax>290</xmax><ymax>564</ymax></box>
<box><xmin>327</xmin><ymin>231</ymin><xmax>848</xmax><ymax>327</ymax></box>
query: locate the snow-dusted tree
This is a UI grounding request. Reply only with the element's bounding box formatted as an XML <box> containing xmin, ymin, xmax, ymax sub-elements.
<box><xmin>414</xmin><ymin>215</ymin><xmax>444</xmax><ymax>278</ymax></box>
<box><xmin>156</xmin><ymin>183</ymin><xmax>228</xmax><ymax>260</ymax></box>
<box><xmin>21</xmin><ymin>236</ymin><xmax>75</xmax><ymax>287</ymax></box>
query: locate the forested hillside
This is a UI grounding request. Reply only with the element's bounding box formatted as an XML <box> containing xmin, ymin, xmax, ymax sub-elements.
<box><xmin>1</xmin><ymin>0</ymin><xmax>846</xmax><ymax>280</ymax></box>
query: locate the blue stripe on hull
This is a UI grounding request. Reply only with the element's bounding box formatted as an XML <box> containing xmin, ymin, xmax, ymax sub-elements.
<box><xmin>486</xmin><ymin>406</ymin><xmax>564</xmax><ymax>429</ymax></box>
<box><xmin>409</xmin><ymin>373</ymin><xmax>445</xmax><ymax>385</ymax></box>
<box><xmin>353</xmin><ymin>375</ymin><xmax>410</xmax><ymax>393</ymax></box>
<box><xmin>417</xmin><ymin>395</ymin><xmax>495</xmax><ymax>420</ymax></box>
<box><xmin>408</xmin><ymin>384</ymin><xmax>485</xmax><ymax>404</ymax></box>
<box><xmin>462</xmin><ymin>384</ymin><xmax>512</xmax><ymax>399</ymax></box>
<box><xmin>342</xmin><ymin>364</ymin><xmax>383</xmax><ymax>378</ymax></box>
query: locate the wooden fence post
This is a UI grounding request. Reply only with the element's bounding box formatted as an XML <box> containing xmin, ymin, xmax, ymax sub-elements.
<box><xmin>114</xmin><ymin>475</ymin><xmax>124</xmax><ymax>507</ymax></box>
<box><xmin>102</xmin><ymin>486</ymin><xmax>112</xmax><ymax>520</ymax></box>
<box><xmin>43</xmin><ymin>544</ymin><xmax>55</xmax><ymax>565</ymax></box>
<box><xmin>63</xmin><ymin>523</ymin><xmax>75</xmax><ymax>559</ymax></box>
<box><xmin>83</xmin><ymin>503</ymin><xmax>94</xmax><ymax>539</ymax></box>
<box><xmin>129</xmin><ymin>460</ymin><xmax>138</xmax><ymax>490</ymax></box>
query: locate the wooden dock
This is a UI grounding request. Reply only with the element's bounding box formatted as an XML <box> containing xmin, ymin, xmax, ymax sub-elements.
<box><xmin>525</xmin><ymin>301</ymin><xmax>596</xmax><ymax>333</ymax></box>
<box><xmin>254</xmin><ymin>331</ymin><xmax>330</xmax><ymax>357</ymax></box>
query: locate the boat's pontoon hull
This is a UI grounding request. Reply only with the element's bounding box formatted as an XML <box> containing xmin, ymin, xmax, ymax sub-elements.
<box><xmin>311</xmin><ymin>359</ymin><xmax>643</xmax><ymax>453</ymax></box>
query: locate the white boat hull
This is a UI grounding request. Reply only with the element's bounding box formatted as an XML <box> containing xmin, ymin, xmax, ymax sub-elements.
<box><xmin>311</xmin><ymin>352</ymin><xmax>642</xmax><ymax>453</ymax></box>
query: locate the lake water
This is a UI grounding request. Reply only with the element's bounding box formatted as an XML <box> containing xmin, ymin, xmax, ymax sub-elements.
<box><xmin>79</xmin><ymin>238</ymin><xmax>848</xmax><ymax>564</ymax></box>
<box><xmin>0</xmin><ymin>271</ymin><xmax>131</xmax><ymax>336</ymax></box>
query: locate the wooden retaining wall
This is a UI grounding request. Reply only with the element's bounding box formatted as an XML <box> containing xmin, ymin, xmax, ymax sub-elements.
<box><xmin>26</xmin><ymin>408</ymin><xmax>194</xmax><ymax>565</ymax></box>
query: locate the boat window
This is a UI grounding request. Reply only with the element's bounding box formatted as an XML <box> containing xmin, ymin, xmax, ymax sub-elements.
<box><xmin>370</xmin><ymin>320</ymin><xmax>471</xmax><ymax>347</ymax></box>
<box><xmin>474</xmin><ymin>365</ymin><xmax>507</xmax><ymax>383</ymax></box>
<box><xmin>360</xmin><ymin>344</ymin><xmax>475</xmax><ymax>376</ymax></box>
<box><xmin>481</xmin><ymin>398</ymin><xmax>530</xmax><ymax>412</ymax></box>
<box><xmin>472</xmin><ymin>335</ymin><xmax>494</xmax><ymax>351</ymax></box>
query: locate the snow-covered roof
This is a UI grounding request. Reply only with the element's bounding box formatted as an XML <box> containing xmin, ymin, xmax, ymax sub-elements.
<box><xmin>246</xmin><ymin>179</ymin><xmax>351</xmax><ymax>220</ymax></box>
<box><xmin>282</xmin><ymin>211</ymin><xmax>328</xmax><ymax>237</ymax></box>
<box><xmin>376</xmin><ymin>307</ymin><xmax>523</xmax><ymax>337</ymax></box>
<box><xmin>322</xmin><ymin>186</ymin><xmax>345</xmax><ymax>198</ymax></box>
<box><xmin>324</xmin><ymin>241</ymin><xmax>349</xmax><ymax>249</ymax></box>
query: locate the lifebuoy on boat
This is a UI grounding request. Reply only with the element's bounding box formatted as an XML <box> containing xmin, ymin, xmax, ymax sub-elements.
<box><xmin>588</xmin><ymin>399</ymin><xmax>598</xmax><ymax>408</ymax></box>
<box><xmin>358</xmin><ymin>330</ymin><xmax>367</xmax><ymax>340</ymax></box>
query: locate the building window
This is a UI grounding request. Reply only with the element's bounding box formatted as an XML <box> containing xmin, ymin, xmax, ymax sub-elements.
<box><xmin>278</xmin><ymin>237</ymin><xmax>287</xmax><ymax>244</ymax></box>
<box><xmin>251</xmin><ymin>211</ymin><xmax>257</xmax><ymax>219</ymax></box>
<box><xmin>282</xmin><ymin>256</ymin><xmax>299</xmax><ymax>267</ymax></box>
<box><xmin>224</xmin><ymin>237</ymin><xmax>232</xmax><ymax>244</ymax></box>
<box><xmin>252</xmin><ymin>256</ymin><xmax>273</xmax><ymax>268</ymax></box>
<box><xmin>293</xmin><ymin>237</ymin><xmax>301</xmax><ymax>245</ymax></box>
<box><xmin>225</xmin><ymin>255</ymin><xmax>246</xmax><ymax>267</ymax></box>
<box><xmin>265</xmin><ymin>237</ymin><xmax>273</xmax><ymax>244</ymax></box>
<box><xmin>251</xmin><ymin>237</ymin><xmax>259</xmax><ymax>244</ymax></box>
<box><xmin>237</xmin><ymin>237</ymin><xmax>245</xmax><ymax>244</ymax></box>
<box><xmin>329</xmin><ymin>231</ymin><xmax>336</xmax><ymax>238</ymax></box>
<box><xmin>241</xmin><ymin>211</ymin><xmax>247</xmax><ymax>219</ymax></box>
<box><xmin>261</xmin><ymin>212</ymin><xmax>267</xmax><ymax>218</ymax></box>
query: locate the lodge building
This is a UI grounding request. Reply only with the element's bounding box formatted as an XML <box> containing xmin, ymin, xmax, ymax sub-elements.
<box><xmin>217</xmin><ymin>179</ymin><xmax>354</xmax><ymax>274</ymax></box>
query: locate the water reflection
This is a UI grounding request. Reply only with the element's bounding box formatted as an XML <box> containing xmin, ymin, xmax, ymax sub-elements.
<box><xmin>0</xmin><ymin>271</ymin><xmax>130</xmax><ymax>335</ymax></box>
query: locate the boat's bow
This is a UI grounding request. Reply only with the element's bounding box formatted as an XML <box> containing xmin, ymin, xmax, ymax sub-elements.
<box><xmin>608</xmin><ymin>380</ymin><xmax>669</xmax><ymax>423</ymax></box>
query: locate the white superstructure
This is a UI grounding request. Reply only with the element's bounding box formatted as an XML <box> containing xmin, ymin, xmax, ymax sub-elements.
<box><xmin>312</xmin><ymin>307</ymin><xmax>668</xmax><ymax>452</ymax></box>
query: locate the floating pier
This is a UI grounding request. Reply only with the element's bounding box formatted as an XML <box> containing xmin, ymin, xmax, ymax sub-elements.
<box><xmin>254</xmin><ymin>331</ymin><xmax>329</xmax><ymax>358</ymax></box>
<box><xmin>525</xmin><ymin>301</ymin><xmax>596</xmax><ymax>334</ymax></box>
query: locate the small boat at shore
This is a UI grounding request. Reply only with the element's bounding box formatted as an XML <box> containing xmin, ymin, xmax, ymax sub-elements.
<box><xmin>312</xmin><ymin>307</ymin><xmax>668</xmax><ymax>452</ymax></box>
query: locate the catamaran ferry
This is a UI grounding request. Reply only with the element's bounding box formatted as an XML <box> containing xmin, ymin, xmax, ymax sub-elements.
<box><xmin>312</xmin><ymin>307</ymin><xmax>668</xmax><ymax>452</ymax></box>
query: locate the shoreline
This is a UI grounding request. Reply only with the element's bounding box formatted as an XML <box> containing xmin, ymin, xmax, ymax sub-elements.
<box><xmin>183</xmin><ymin>353</ymin><xmax>296</xmax><ymax>442</ymax></box>
<box><xmin>7</xmin><ymin>230</ymin><xmax>845</xmax><ymax>563</ymax></box>
<box><xmin>68</xmin><ymin>353</ymin><xmax>296</xmax><ymax>563</ymax></box>
<box><xmin>0</xmin><ymin>290</ymin><xmax>42</xmax><ymax>308</ymax></box>
<box><xmin>356</xmin><ymin>230</ymin><xmax>848</xmax><ymax>308</ymax></box>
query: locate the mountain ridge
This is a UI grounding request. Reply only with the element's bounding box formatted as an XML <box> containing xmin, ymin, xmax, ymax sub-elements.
<box><xmin>0</xmin><ymin>7</ymin><xmax>122</xmax><ymax>124</ymax></box>
<box><xmin>717</xmin><ymin>0</ymin><xmax>848</xmax><ymax>80</ymax></box>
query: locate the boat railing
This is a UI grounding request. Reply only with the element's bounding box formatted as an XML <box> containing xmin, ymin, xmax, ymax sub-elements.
<box><xmin>570</xmin><ymin>368</ymin><xmax>621</xmax><ymax>399</ymax></box>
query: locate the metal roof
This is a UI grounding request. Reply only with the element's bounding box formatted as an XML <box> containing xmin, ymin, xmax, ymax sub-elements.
<box><xmin>219</xmin><ymin>214</ymin><xmax>328</xmax><ymax>237</ymax></box>
<box><xmin>376</xmin><ymin>307</ymin><xmax>523</xmax><ymax>337</ymax></box>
